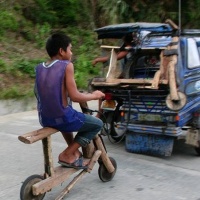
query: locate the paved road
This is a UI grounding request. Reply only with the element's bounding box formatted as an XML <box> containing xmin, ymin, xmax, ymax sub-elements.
<box><xmin>1</xmin><ymin>101</ymin><xmax>200</xmax><ymax>200</ymax></box>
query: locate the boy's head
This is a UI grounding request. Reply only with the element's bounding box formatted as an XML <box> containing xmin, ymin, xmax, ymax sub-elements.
<box><xmin>46</xmin><ymin>33</ymin><xmax>72</xmax><ymax>58</ymax></box>
<box><xmin>123</xmin><ymin>33</ymin><xmax>133</xmax><ymax>45</ymax></box>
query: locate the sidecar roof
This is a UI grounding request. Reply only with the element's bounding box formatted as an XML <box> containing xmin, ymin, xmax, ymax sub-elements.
<box><xmin>95</xmin><ymin>22</ymin><xmax>173</xmax><ymax>39</ymax></box>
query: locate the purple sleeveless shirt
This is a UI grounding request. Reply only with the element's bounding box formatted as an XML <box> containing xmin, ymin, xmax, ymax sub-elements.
<box><xmin>35</xmin><ymin>60</ymin><xmax>85</xmax><ymax>132</ymax></box>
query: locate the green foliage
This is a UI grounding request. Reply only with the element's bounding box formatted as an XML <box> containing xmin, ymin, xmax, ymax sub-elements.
<box><xmin>2</xmin><ymin>0</ymin><xmax>200</xmax><ymax>100</ymax></box>
<box><xmin>35</xmin><ymin>23</ymin><xmax>51</xmax><ymax>47</ymax></box>
<box><xmin>0</xmin><ymin>59</ymin><xmax>8</xmax><ymax>73</ymax></box>
<box><xmin>99</xmin><ymin>0</ymin><xmax>133</xmax><ymax>24</ymax></box>
<box><xmin>65</xmin><ymin>27</ymin><xmax>101</xmax><ymax>88</ymax></box>
<box><xmin>74</xmin><ymin>53</ymin><xmax>100</xmax><ymax>89</ymax></box>
<box><xmin>21</xmin><ymin>0</ymin><xmax>93</xmax><ymax>29</ymax></box>
<box><xmin>13</xmin><ymin>59</ymin><xmax>44</xmax><ymax>78</ymax></box>
<box><xmin>0</xmin><ymin>10</ymin><xmax>18</xmax><ymax>36</ymax></box>
<box><xmin>22</xmin><ymin>0</ymin><xmax>58</xmax><ymax>25</ymax></box>
<box><xmin>47</xmin><ymin>0</ymin><xmax>79</xmax><ymax>25</ymax></box>
<box><xmin>0</xmin><ymin>85</ymin><xmax>34</xmax><ymax>99</ymax></box>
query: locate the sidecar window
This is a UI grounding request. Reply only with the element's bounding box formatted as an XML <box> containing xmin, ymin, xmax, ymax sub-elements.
<box><xmin>187</xmin><ymin>38</ymin><xmax>200</xmax><ymax>69</ymax></box>
<box><xmin>130</xmin><ymin>54</ymin><xmax>160</xmax><ymax>79</ymax></box>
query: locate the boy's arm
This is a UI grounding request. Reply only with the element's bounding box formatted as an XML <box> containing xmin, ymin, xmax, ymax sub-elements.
<box><xmin>92</xmin><ymin>56</ymin><xmax>109</xmax><ymax>66</ymax></box>
<box><xmin>92</xmin><ymin>44</ymin><xmax>131</xmax><ymax>66</ymax></box>
<box><xmin>65</xmin><ymin>62</ymin><xmax>105</xmax><ymax>102</ymax></box>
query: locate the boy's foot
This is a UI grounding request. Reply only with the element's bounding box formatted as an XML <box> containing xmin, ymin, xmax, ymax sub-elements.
<box><xmin>58</xmin><ymin>157</ymin><xmax>89</xmax><ymax>169</ymax></box>
<box><xmin>75</xmin><ymin>150</ymin><xmax>82</xmax><ymax>158</ymax></box>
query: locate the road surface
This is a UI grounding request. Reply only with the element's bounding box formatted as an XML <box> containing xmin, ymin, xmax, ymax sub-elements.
<box><xmin>1</xmin><ymin>100</ymin><xmax>200</xmax><ymax>200</ymax></box>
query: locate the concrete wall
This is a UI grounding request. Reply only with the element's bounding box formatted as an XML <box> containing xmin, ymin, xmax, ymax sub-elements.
<box><xmin>0</xmin><ymin>98</ymin><xmax>37</xmax><ymax>116</ymax></box>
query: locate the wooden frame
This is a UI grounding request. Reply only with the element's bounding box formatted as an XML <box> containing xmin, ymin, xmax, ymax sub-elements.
<box><xmin>19</xmin><ymin>127</ymin><xmax>115</xmax><ymax>199</ymax></box>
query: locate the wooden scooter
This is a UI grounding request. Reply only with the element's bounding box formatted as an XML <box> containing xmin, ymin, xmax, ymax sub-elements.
<box><xmin>18</xmin><ymin>103</ymin><xmax>117</xmax><ymax>200</ymax></box>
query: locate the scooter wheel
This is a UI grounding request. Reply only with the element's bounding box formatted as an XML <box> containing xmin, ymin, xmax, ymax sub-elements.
<box><xmin>98</xmin><ymin>157</ymin><xmax>117</xmax><ymax>182</ymax></box>
<box><xmin>20</xmin><ymin>174</ymin><xmax>45</xmax><ymax>200</ymax></box>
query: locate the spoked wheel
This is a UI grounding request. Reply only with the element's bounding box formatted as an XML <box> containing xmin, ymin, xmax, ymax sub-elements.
<box><xmin>98</xmin><ymin>157</ymin><xmax>117</xmax><ymax>182</ymax></box>
<box><xmin>20</xmin><ymin>174</ymin><xmax>45</xmax><ymax>200</ymax></box>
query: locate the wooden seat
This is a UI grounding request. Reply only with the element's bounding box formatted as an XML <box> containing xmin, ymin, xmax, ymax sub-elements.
<box><xmin>18</xmin><ymin>127</ymin><xmax>58</xmax><ymax>144</ymax></box>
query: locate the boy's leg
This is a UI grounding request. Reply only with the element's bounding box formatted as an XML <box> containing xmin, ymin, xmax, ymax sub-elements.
<box><xmin>61</xmin><ymin>132</ymin><xmax>73</xmax><ymax>144</ymax></box>
<box><xmin>61</xmin><ymin>132</ymin><xmax>82</xmax><ymax>158</ymax></box>
<box><xmin>58</xmin><ymin>115</ymin><xmax>103</xmax><ymax>168</ymax></box>
<box><xmin>74</xmin><ymin>114</ymin><xmax>103</xmax><ymax>146</ymax></box>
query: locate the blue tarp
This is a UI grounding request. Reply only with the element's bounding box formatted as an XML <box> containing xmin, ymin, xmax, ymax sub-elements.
<box><xmin>95</xmin><ymin>22</ymin><xmax>173</xmax><ymax>39</ymax></box>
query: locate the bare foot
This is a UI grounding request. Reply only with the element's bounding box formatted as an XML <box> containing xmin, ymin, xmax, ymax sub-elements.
<box><xmin>58</xmin><ymin>153</ymin><xmax>90</xmax><ymax>169</ymax></box>
<box><xmin>58</xmin><ymin>151</ymin><xmax>88</xmax><ymax>165</ymax></box>
<box><xmin>74</xmin><ymin>149</ymin><xmax>82</xmax><ymax>158</ymax></box>
<box><xmin>59</xmin><ymin>152</ymin><xmax>76</xmax><ymax>164</ymax></box>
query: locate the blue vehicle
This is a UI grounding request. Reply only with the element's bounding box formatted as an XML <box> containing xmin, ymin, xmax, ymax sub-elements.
<box><xmin>90</xmin><ymin>20</ymin><xmax>200</xmax><ymax>156</ymax></box>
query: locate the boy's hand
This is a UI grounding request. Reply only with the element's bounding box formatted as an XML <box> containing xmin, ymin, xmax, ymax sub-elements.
<box><xmin>92</xmin><ymin>59</ymin><xmax>97</xmax><ymax>66</ymax></box>
<box><xmin>92</xmin><ymin>90</ymin><xmax>105</xmax><ymax>99</ymax></box>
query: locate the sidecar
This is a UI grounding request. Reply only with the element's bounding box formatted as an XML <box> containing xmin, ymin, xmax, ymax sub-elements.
<box><xmin>91</xmin><ymin>21</ymin><xmax>200</xmax><ymax>156</ymax></box>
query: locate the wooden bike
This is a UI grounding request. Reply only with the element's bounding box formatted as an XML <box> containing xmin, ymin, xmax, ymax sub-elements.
<box><xmin>18</xmin><ymin>102</ymin><xmax>117</xmax><ymax>200</ymax></box>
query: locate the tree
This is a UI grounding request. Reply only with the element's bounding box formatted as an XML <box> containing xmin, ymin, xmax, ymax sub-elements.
<box><xmin>89</xmin><ymin>0</ymin><xmax>200</xmax><ymax>29</ymax></box>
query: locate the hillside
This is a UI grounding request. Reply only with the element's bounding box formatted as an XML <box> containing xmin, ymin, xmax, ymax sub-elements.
<box><xmin>0</xmin><ymin>33</ymin><xmax>47</xmax><ymax>99</ymax></box>
<box><xmin>0</xmin><ymin>2</ymin><xmax>101</xmax><ymax>99</ymax></box>
<box><xmin>1</xmin><ymin>0</ymin><xmax>200</xmax><ymax>100</ymax></box>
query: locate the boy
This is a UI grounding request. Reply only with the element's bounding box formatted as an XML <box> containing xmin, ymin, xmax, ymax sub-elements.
<box><xmin>34</xmin><ymin>33</ymin><xmax>105</xmax><ymax>169</ymax></box>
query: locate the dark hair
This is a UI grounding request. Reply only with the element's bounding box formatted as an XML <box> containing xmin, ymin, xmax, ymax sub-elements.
<box><xmin>123</xmin><ymin>33</ymin><xmax>133</xmax><ymax>44</ymax></box>
<box><xmin>120</xmin><ymin>33</ymin><xmax>133</xmax><ymax>50</ymax></box>
<box><xmin>45</xmin><ymin>33</ymin><xmax>72</xmax><ymax>57</ymax></box>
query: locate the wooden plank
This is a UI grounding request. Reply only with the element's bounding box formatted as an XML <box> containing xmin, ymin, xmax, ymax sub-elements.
<box><xmin>119</xmin><ymin>79</ymin><xmax>168</xmax><ymax>84</ymax></box>
<box><xmin>32</xmin><ymin>150</ymin><xmax>102</xmax><ymax>196</ymax></box>
<box><xmin>160</xmin><ymin>50</ymin><xmax>170</xmax><ymax>80</ymax></box>
<box><xmin>42</xmin><ymin>136</ymin><xmax>54</xmax><ymax>177</ymax></box>
<box><xmin>100</xmin><ymin>45</ymin><xmax>166</xmax><ymax>50</ymax></box>
<box><xmin>168</xmin><ymin>58</ymin><xmax>179</xmax><ymax>100</ymax></box>
<box><xmin>55</xmin><ymin>170</ymin><xmax>87</xmax><ymax>200</ymax></box>
<box><xmin>93</xmin><ymin>135</ymin><xmax>115</xmax><ymax>173</ymax></box>
<box><xmin>92</xmin><ymin>78</ymin><xmax>168</xmax><ymax>87</ymax></box>
<box><xmin>106</xmin><ymin>49</ymin><xmax>118</xmax><ymax>79</ymax></box>
<box><xmin>167</xmin><ymin>36</ymin><xmax>179</xmax><ymax>101</ymax></box>
<box><xmin>86</xmin><ymin>150</ymin><xmax>102</xmax><ymax>172</ymax></box>
<box><xmin>18</xmin><ymin>127</ymin><xmax>58</xmax><ymax>144</ymax></box>
<box><xmin>151</xmin><ymin>70</ymin><xmax>161</xmax><ymax>89</ymax></box>
<box><xmin>101</xmin><ymin>45</ymin><xmax>121</xmax><ymax>49</ymax></box>
<box><xmin>92</xmin><ymin>82</ymin><xmax>120</xmax><ymax>87</ymax></box>
<box><xmin>165</xmin><ymin>19</ymin><xmax>179</xmax><ymax>30</ymax></box>
<box><xmin>32</xmin><ymin>166</ymin><xmax>79</xmax><ymax>196</ymax></box>
<box><xmin>55</xmin><ymin>150</ymin><xmax>102</xmax><ymax>200</ymax></box>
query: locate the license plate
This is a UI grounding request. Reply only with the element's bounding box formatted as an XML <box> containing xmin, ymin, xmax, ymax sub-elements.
<box><xmin>138</xmin><ymin>113</ymin><xmax>162</xmax><ymax>122</ymax></box>
<box><xmin>101</xmin><ymin>100</ymin><xmax>117</xmax><ymax>110</ymax></box>
<box><xmin>185</xmin><ymin>129</ymin><xmax>200</xmax><ymax>147</ymax></box>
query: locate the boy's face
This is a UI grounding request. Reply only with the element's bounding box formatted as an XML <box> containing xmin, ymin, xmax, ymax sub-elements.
<box><xmin>61</xmin><ymin>43</ymin><xmax>72</xmax><ymax>61</ymax></box>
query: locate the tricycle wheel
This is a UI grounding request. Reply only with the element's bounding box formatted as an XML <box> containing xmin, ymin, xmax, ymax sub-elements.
<box><xmin>98</xmin><ymin>157</ymin><xmax>117</xmax><ymax>182</ymax></box>
<box><xmin>194</xmin><ymin>147</ymin><xmax>200</xmax><ymax>156</ymax></box>
<box><xmin>20</xmin><ymin>174</ymin><xmax>45</xmax><ymax>200</ymax></box>
<box><xmin>110</xmin><ymin>108</ymin><xmax>126</xmax><ymax>142</ymax></box>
